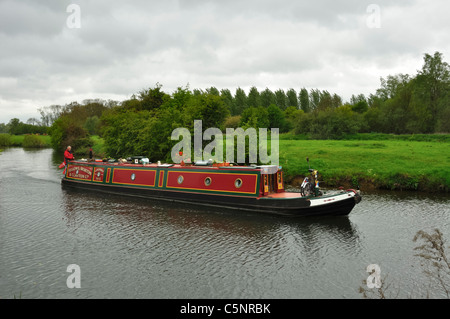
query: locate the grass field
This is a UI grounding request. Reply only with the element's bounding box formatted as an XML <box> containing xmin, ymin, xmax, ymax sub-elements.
<box><xmin>279</xmin><ymin>139</ymin><xmax>450</xmax><ymax>192</ymax></box>
<box><xmin>0</xmin><ymin>134</ymin><xmax>52</xmax><ymax>148</ymax></box>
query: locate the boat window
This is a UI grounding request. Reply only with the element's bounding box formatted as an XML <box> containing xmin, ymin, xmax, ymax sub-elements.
<box><xmin>177</xmin><ymin>175</ymin><xmax>184</xmax><ymax>184</ymax></box>
<box><xmin>131</xmin><ymin>173</ymin><xmax>136</xmax><ymax>181</ymax></box>
<box><xmin>204</xmin><ymin>177</ymin><xmax>212</xmax><ymax>186</ymax></box>
<box><xmin>234</xmin><ymin>178</ymin><xmax>243</xmax><ymax>188</ymax></box>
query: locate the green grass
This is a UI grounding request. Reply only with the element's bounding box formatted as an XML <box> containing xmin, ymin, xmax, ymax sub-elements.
<box><xmin>279</xmin><ymin>139</ymin><xmax>450</xmax><ymax>192</ymax></box>
<box><xmin>0</xmin><ymin>134</ymin><xmax>52</xmax><ymax>148</ymax></box>
<box><xmin>279</xmin><ymin>132</ymin><xmax>450</xmax><ymax>143</ymax></box>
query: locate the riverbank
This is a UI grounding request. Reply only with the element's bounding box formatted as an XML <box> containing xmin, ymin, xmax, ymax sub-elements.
<box><xmin>0</xmin><ymin>134</ymin><xmax>52</xmax><ymax>148</ymax></box>
<box><xmin>280</xmin><ymin>138</ymin><xmax>449</xmax><ymax>193</ymax></box>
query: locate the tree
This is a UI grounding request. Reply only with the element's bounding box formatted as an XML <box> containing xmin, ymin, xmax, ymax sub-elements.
<box><xmin>260</xmin><ymin>88</ymin><xmax>276</xmax><ymax>108</ymax></box>
<box><xmin>415</xmin><ymin>51</ymin><xmax>450</xmax><ymax>131</ymax></box>
<box><xmin>38</xmin><ymin>105</ymin><xmax>64</xmax><ymax>127</ymax></box>
<box><xmin>50</xmin><ymin>116</ymin><xmax>92</xmax><ymax>153</ymax></box>
<box><xmin>299</xmin><ymin>88</ymin><xmax>310</xmax><ymax>113</ymax></box>
<box><xmin>84</xmin><ymin>116</ymin><xmax>101</xmax><ymax>135</ymax></box>
<box><xmin>309</xmin><ymin>89</ymin><xmax>320</xmax><ymax>112</ymax></box>
<box><xmin>168</xmin><ymin>86</ymin><xmax>192</xmax><ymax>110</ymax></box>
<box><xmin>247</xmin><ymin>86</ymin><xmax>261</xmax><ymax>108</ymax></box>
<box><xmin>240</xmin><ymin>106</ymin><xmax>269</xmax><ymax>129</ymax></box>
<box><xmin>267</xmin><ymin>104</ymin><xmax>289</xmax><ymax>132</ymax></box>
<box><xmin>138</xmin><ymin>83</ymin><xmax>170</xmax><ymax>111</ymax></box>
<box><xmin>220</xmin><ymin>89</ymin><xmax>235</xmax><ymax>115</ymax></box>
<box><xmin>274</xmin><ymin>89</ymin><xmax>288</xmax><ymax>110</ymax></box>
<box><xmin>332</xmin><ymin>94</ymin><xmax>343</xmax><ymax>109</ymax></box>
<box><xmin>234</xmin><ymin>87</ymin><xmax>247</xmax><ymax>115</ymax></box>
<box><xmin>376</xmin><ymin>74</ymin><xmax>410</xmax><ymax>100</ymax></box>
<box><xmin>8</xmin><ymin>118</ymin><xmax>21</xmax><ymax>135</ymax></box>
<box><xmin>317</xmin><ymin>90</ymin><xmax>332</xmax><ymax>111</ymax></box>
<box><xmin>286</xmin><ymin>88</ymin><xmax>299</xmax><ymax>109</ymax></box>
<box><xmin>206</xmin><ymin>86</ymin><xmax>220</xmax><ymax>96</ymax></box>
<box><xmin>184</xmin><ymin>92</ymin><xmax>229</xmax><ymax>130</ymax></box>
<box><xmin>26</xmin><ymin>118</ymin><xmax>40</xmax><ymax>126</ymax></box>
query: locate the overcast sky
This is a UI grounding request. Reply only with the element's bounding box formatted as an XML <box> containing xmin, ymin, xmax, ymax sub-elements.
<box><xmin>0</xmin><ymin>0</ymin><xmax>449</xmax><ymax>124</ymax></box>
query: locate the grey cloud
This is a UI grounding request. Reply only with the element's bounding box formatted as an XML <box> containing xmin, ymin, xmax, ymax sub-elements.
<box><xmin>0</xmin><ymin>0</ymin><xmax>449</xmax><ymax>124</ymax></box>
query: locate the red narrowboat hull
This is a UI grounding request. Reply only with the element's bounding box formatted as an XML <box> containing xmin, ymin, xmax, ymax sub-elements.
<box><xmin>61</xmin><ymin>161</ymin><xmax>361</xmax><ymax>217</ymax></box>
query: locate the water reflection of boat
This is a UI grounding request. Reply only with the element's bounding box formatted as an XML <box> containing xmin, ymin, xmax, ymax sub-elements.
<box><xmin>62</xmin><ymin>186</ymin><xmax>359</xmax><ymax>245</ymax></box>
<box><xmin>61</xmin><ymin>159</ymin><xmax>361</xmax><ymax>217</ymax></box>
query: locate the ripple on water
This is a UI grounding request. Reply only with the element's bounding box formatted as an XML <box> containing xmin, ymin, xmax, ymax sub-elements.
<box><xmin>1</xmin><ymin>148</ymin><xmax>449</xmax><ymax>299</ymax></box>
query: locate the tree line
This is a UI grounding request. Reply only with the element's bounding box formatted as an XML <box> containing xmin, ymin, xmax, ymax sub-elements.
<box><xmin>1</xmin><ymin>51</ymin><xmax>448</xmax><ymax>159</ymax></box>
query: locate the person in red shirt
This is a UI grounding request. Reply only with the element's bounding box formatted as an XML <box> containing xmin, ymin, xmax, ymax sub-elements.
<box><xmin>59</xmin><ymin>146</ymin><xmax>75</xmax><ymax>174</ymax></box>
<box><xmin>64</xmin><ymin>146</ymin><xmax>75</xmax><ymax>164</ymax></box>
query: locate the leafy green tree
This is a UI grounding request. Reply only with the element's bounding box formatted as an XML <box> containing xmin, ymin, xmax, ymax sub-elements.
<box><xmin>8</xmin><ymin>118</ymin><xmax>21</xmax><ymax>135</ymax></box>
<box><xmin>415</xmin><ymin>51</ymin><xmax>450</xmax><ymax>131</ymax></box>
<box><xmin>352</xmin><ymin>101</ymin><xmax>369</xmax><ymax>114</ymax></box>
<box><xmin>184</xmin><ymin>92</ymin><xmax>229</xmax><ymax>130</ymax></box>
<box><xmin>240</xmin><ymin>106</ymin><xmax>269</xmax><ymax>129</ymax></box>
<box><xmin>363</xmin><ymin>106</ymin><xmax>384</xmax><ymax>132</ymax></box>
<box><xmin>84</xmin><ymin>116</ymin><xmax>101</xmax><ymax>135</ymax></box>
<box><xmin>166</xmin><ymin>86</ymin><xmax>192</xmax><ymax>110</ymax></box>
<box><xmin>206</xmin><ymin>87</ymin><xmax>220</xmax><ymax>96</ymax></box>
<box><xmin>309</xmin><ymin>89</ymin><xmax>320</xmax><ymax>112</ymax></box>
<box><xmin>101</xmin><ymin>110</ymin><xmax>153</xmax><ymax>158</ymax></box>
<box><xmin>0</xmin><ymin>123</ymin><xmax>7</xmax><ymax>133</ymax></box>
<box><xmin>234</xmin><ymin>87</ymin><xmax>247</xmax><ymax>114</ymax></box>
<box><xmin>50</xmin><ymin>116</ymin><xmax>92</xmax><ymax>153</ymax></box>
<box><xmin>267</xmin><ymin>104</ymin><xmax>289</xmax><ymax>132</ymax></box>
<box><xmin>220</xmin><ymin>89</ymin><xmax>235</xmax><ymax>115</ymax></box>
<box><xmin>38</xmin><ymin>105</ymin><xmax>63</xmax><ymax>127</ymax></box>
<box><xmin>121</xmin><ymin>97</ymin><xmax>142</xmax><ymax>111</ymax></box>
<box><xmin>286</xmin><ymin>88</ymin><xmax>299</xmax><ymax>109</ymax></box>
<box><xmin>224</xmin><ymin>115</ymin><xmax>241</xmax><ymax>129</ymax></box>
<box><xmin>299</xmin><ymin>88</ymin><xmax>310</xmax><ymax>113</ymax></box>
<box><xmin>247</xmin><ymin>86</ymin><xmax>261</xmax><ymax>108</ymax></box>
<box><xmin>317</xmin><ymin>90</ymin><xmax>332</xmax><ymax>111</ymax></box>
<box><xmin>332</xmin><ymin>94</ymin><xmax>343</xmax><ymax>109</ymax></box>
<box><xmin>138</xmin><ymin>83</ymin><xmax>170</xmax><ymax>111</ymax></box>
<box><xmin>376</xmin><ymin>74</ymin><xmax>410</xmax><ymax>100</ymax></box>
<box><xmin>260</xmin><ymin>88</ymin><xmax>276</xmax><ymax>108</ymax></box>
<box><xmin>274</xmin><ymin>89</ymin><xmax>288</xmax><ymax>110</ymax></box>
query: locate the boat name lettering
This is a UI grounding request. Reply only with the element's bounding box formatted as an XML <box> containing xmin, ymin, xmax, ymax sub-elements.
<box><xmin>68</xmin><ymin>166</ymin><xmax>92</xmax><ymax>176</ymax></box>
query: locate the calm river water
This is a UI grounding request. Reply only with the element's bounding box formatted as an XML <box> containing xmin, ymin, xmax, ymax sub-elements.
<box><xmin>0</xmin><ymin>148</ymin><xmax>449</xmax><ymax>299</ymax></box>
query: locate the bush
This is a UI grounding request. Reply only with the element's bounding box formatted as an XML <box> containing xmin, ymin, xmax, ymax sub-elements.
<box><xmin>22</xmin><ymin>135</ymin><xmax>46</xmax><ymax>148</ymax></box>
<box><xmin>49</xmin><ymin>116</ymin><xmax>93</xmax><ymax>154</ymax></box>
<box><xmin>0</xmin><ymin>133</ymin><xmax>12</xmax><ymax>146</ymax></box>
<box><xmin>224</xmin><ymin>115</ymin><xmax>241</xmax><ymax>129</ymax></box>
<box><xmin>294</xmin><ymin>106</ymin><xmax>362</xmax><ymax>139</ymax></box>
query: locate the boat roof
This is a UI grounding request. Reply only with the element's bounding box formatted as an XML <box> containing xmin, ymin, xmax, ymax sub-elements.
<box><xmin>70</xmin><ymin>160</ymin><xmax>280</xmax><ymax>173</ymax></box>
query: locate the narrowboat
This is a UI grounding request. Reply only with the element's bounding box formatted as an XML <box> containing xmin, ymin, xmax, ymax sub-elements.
<box><xmin>61</xmin><ymin>157</ymin><xmax>361</xmax><ymax>217</ymax></box>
